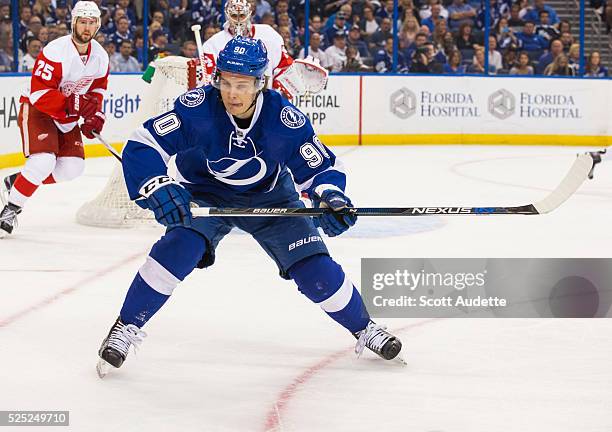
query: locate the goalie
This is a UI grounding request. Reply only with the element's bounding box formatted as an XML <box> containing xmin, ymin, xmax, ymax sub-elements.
<box><xmin>200</xmin><ymin>0</ymin><xmax>327</xmax><ymax>99</ymax></box>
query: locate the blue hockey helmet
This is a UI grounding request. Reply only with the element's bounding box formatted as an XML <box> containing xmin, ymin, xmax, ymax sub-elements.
<box><xmin>213</xmin><ymin>36</ymin><xmax>269</xmax><ymax>91</ymax></box>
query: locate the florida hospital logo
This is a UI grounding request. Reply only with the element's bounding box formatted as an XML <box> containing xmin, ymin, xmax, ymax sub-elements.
<box><xmin>206</xmin><ymin>134</ymin><xmax>267</xmax><ymax>186</ymax></box>
<box><xmin>390</xmin><ymin>87</ymin><xmax>417</xmax><ymax>119</ymax></box>
<box><xmin>488</xmin><ymin>89</ymin><xmax>515</xmax><ymax>119</ymax></box>
<box><xmin>280</xmin><ymin>106</ymin><xmax>306</xmax><ymax>129</ymax></box>
<box><xmin>179</xmin><ymin>88</ymin><xmax>206</xmax><ymax>107</ymax></box>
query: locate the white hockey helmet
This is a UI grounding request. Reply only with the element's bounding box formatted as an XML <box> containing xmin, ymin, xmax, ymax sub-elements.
<box><xmin>225</xmin><ymin>0</ymin><xmax>252</xmax><ymax>36</ymax></box>
<box><xmin>71</xmin><ymin>1</ymin><xmax>101</xmax><ymax>35</ymax></box>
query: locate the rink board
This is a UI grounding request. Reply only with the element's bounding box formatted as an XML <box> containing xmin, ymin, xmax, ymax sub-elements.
<box><xmin>0</xmin><ymin>74</ymin><xmax>610</xmax><ymax>168</ymax></box>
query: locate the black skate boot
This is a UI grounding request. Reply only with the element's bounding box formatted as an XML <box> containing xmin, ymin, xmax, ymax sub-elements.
<box><xmin>354</xmin><ymin>320</ymin><xmax>403</xmax><ymax>361</ymax></box>
<box><xmin>97</xmin><ymin>317</ymin><xmax>147</xmax><ymax>377</ymax></box>
<box><xmin>0</xmin><ymin>203</ymin><xmax>22</xmax><ymax>237</ymax></box>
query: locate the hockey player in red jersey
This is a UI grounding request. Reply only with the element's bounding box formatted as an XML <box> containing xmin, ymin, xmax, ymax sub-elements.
<box><xmin>0</xmin><ymin>1</ymin><xmax>109</xmax><ymax>237</ymax></box>
<box><xmin>201</xmin><ymin>0</ymin><xmax>328</xmax><ymax>99</ymax></box>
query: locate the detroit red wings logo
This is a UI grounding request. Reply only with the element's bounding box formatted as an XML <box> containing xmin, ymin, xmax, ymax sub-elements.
<box><xmin>61</xmin><ymin>75</ymin><xmax>95</xmax><ymax>96</ymax></box>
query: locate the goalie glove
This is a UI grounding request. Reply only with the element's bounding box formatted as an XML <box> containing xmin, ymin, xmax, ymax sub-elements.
<box><xmin>137</xmin><ymin>175</ymin><xmax>193</xmax><ymax>228</ymax></box>
<box><xmin>274</xmin><ymin>56</ymin><xmax>329</xmax><ymax>99</ymax></box>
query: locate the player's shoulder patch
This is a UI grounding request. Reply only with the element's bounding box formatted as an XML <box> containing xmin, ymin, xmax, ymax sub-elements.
<box><xmin>178</xmin><ymin>87</ymin><xmax>206</xmax><ymax>108</ymax></box>
<box><xmin>280</xmin><ymin>105</ymin><xmax>306</xmax><ymax>129</ymax></box>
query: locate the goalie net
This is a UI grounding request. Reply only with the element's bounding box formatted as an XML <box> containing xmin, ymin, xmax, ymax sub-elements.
<box><xmin>76</xmin><ymin>56</ymin><xmax>199</xmax><ymax>228</ymax></box>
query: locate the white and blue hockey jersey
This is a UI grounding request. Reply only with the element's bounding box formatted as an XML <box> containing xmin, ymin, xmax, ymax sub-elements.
<box><xmin>122</xmin><ymin>86</ymin><xmax>345</xmax><ymax>200</ymax></box>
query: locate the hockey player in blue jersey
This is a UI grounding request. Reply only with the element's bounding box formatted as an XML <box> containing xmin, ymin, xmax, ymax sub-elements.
<box><xmin>97</xmin><ymin>36</ymin><xmax>402</xmax><ymax>374</ymax></box>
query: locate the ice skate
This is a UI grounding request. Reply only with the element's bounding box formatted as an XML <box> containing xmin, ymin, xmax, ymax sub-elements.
<box><xmin>0</xmin><ymin>203</ymin><xmax>21</xmax><ymax>238</ymax></box>
<box><xmin>354</xmin><ymin>321</ymin><xmax>405</xmax><ymax>364</ymax></box>
<box><xmin>1</xmin><ymin>173</ymin><xmax>17</xmax><ymax>205</ymax></box>
<box><xmin>97</xmin><ymin>317</ymin><xmax>147</xmax><ymax>378</ymax></box>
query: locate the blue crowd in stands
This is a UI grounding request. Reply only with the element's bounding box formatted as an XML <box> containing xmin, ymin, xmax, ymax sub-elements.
<box><xmin>0</xmin><ymin>0</ymin><xmax>608</xmax><ymax>76</ymax></box>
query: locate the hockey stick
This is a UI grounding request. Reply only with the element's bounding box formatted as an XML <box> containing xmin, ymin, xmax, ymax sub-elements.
<box><xmin>190</xmin><ymin>152</ymin><xmax>596</xmax><ymax>218</ymax></box>
<box><xmin>191</xmin><ymin>24</ymin><xmax>207</xmax><ymax>82</ymax></box>
<box><xmin>93</xmin><ymin>132</ymin><xmax>122</xmax><ymax>162</ymax></box>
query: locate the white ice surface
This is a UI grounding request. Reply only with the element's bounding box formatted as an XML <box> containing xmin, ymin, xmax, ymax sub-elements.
<box><xmin>1</xmin><ymin>146</ymin><xmax>611</xmax><ymax>432</ymax></box>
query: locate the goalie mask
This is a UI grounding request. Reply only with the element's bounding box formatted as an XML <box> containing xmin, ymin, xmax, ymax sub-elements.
<box><xmin>71</xmin><ymin>1</ymin><xmax>101</xmax><ymax>37</ymax></box>
<box><xmin>225</xmin><ymin>0</ymin><xmax>252</xmax><ymax>37</ymax></box>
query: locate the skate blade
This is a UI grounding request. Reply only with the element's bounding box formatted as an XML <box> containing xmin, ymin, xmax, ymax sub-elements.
<box><xmin>393</xmin><ymin>354</ymin><xmax>407</xmax><ymax>366</ymax></box>
<box><xmin>96</xmin><ymin>358</ymin><xmax>112</xmax><ymax>379</ymax></box>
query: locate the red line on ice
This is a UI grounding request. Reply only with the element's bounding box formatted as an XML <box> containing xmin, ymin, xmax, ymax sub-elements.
<box><xmin>263</xmin><ymin>319</ymin><xmax>439</xmax><ymax>431</ymax></box>
<box><xmin>0</xmin><ymin>252</ymin><xmax>144</xmax><ymax>328</ymax></box>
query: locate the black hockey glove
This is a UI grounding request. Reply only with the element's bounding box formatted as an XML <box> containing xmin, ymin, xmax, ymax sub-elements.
<box><xmin>138</xmin><ymin>175</ymin><xmax>193</xmax><ymax>228</ymax></box>
<box><xmin>312</xmin><ymin>189</ymin><xmax>357</xmax><ymax>237</ymax></box>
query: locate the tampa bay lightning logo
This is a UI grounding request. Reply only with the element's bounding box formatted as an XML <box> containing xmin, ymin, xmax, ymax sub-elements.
<box><xmin>179</xmin><ymin>88</ymin><xmax>206</xmax><ymax>107</ymax></box>
<box><xmin>206</xmin><ymin>134</ymin><xmax>267</xmax><ymax>186</ymax></box>
<box><xmin>280</xmin><ymin>106</ymin><xmax>306</xmax><ymax>129</ymax></box>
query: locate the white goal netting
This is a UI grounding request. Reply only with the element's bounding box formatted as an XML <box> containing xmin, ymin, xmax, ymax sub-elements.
<box><xmin>76</xmin><ymin>56</ymin><xmax>199</xmax><ymax>228</ymax></box>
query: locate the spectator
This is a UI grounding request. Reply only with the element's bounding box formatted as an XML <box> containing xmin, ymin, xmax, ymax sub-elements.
<box><xmin>503</xmin><ymin>46</ymin><xmax>519</xmax><ymax>69</ymax></box>
<box><xmin>152</xmin><ymin>10</ymin><xmax>172</xmax><ymax>42</ymax></box>
<box><xmin>422</xmin><ymin>3</ymin><xmax>445</xmax><ymax>32</ymax></box>
<box><xmin>516</xmin><ymin>21</ymin><xmax>547</xmax><ymax>51</ymax></box>
<box><xmin>275</xmin><ymin>0</ymin><xmax>296</xmax><ymax>28</ymax></box>
<box><xmin>536</xmin><ymin>38</ymin><xmax>563</xmax><ymax>74</ymax></box>
<box><xmin>0</xmin><ymin>32</ymin><xmax>15</xmax><ymax>72</ymax></box>
<box><xmin>116</xmin><ymin>0</ymin><xmax>138</xmax><ymax>26</ymax></box>
<box><xmin>376</xmin><ymin>0</ymin><xmax>394</xmax><ymax>19</ymax></box>
<box><xmin>431</xmin><ymin>18</ymin><xmax>448</xmax><ymax>50</ymax></box>
<box><xmin>278</xmin><ymin>12</ymin><xmax>297</xmax><ymax>40</ymax></box>
<box><xmin>259</xmin><ymin>12</ymin><xmax>275</xmax><ymax>27</ymax></box>
<box><xmin>342</xmin><ymin>45</ymin><xmax>372</xmax><ymax>72</ymax></box>
<box><xmin>419</xmin><ymin>0</ymin><xmax>449</xmax><ymax>21</ymax></box>
<box><xmin>19</xmin><ymin>6</ymin><xmax>32</xmax><ymax>38</ymax></box>
<box><xmin>376</xmin><ymin>36</ymin><xmax>408</xmax><ymax>73</ymax></box>
<box><xmin>19</xmin><ymin>38</ymin><xmax>41</xmax><ymax>72</ymax></box>
<box><xmin>560</xmin><ymin>31</ymin><xmax>573</xmax><ymax>52</ymax></box>
<box><xmin>496</xmin><ymin>17</ymin><xmax>522</xmax><ymax>50</ymax></box>
<box><xmin>134</xmin><ymin>35</ymin><xmax>145</xmax><ymax>66</ymax></box>
<box><xmin>309</xmin><ymin>15</ymin><xmax>325</xmax><ymax>42</ymax></box>
<box><xmin>325</xmin><ymin>11</ymin><xmax>350</xmax><ymax>47</ymax></box>
<box><xmin>476</xmin><ymin>0</ymin><xmax>506</xmax><ymax>30</ymax></box>
<box><xmin>584</xmin><ymin>51</ymin><xmax>609</xmax><ymax>77</ymax></box>
<box><xmin>111</xmin><ymin>16</ymin><xmax>133</xmax><ymax>50</ymax></box>
<box><xmin>191</xmin><ymin>0</ymin><xmax>221</xmax><ymax>28</ymax></box>
<box><xmin>324</xmin><ymin>32</ymin><xmax>347</xmax><ymax>72</ymax></box>
<box><xmin>203</xmin><ymin>25</ymin><xmax>218</xmax><ymax>42</ymax></box>
<box><xmin>522</xmin><ymin>0</ymin><xmax>559</xmax><ymax>24</ymax></box>
<box><xmin>536</xmin><ymin>10</ymin><xmax>559</xmax><ymax>41</ymax></box>
<box><xmin>360</xmin><ymin>6</ymin><xmax>381</xmax><ymax>40</ymax></box>
<box><xmin>409</xmin><ymin>44</ymin><xmax>435</xmax><ymax>73</ymax></box>
<box><xmin>447</xmin><ymin>0</ymin><xmax>476</xmax><ymax>31</ymax></box>
<box><xmin>567</xmin><ymin>43</ymin><xmax>580</xmax><ymax>74</ymax></box>
<box><xmin>556</xmin><ymin>20</ymin><xmax>571</xmax><ymax>34</ymax></box>
<box><xmin>148</xmin><ymin>29</ymin><xmax>169</xmax><ymax>63</ymax></box>
<box><xmin>254</xmin><ymin>0</ymin><xmax>272</xmax><ymax>22</ymax></box>
<box><xmin>509</xmin><ymin>51</ymin><xmax>535</xmax><ymax>74</ymax></box>
<box><xmin>508</xmin><ymin>3</ymin><xmax>525</xmax><ymax>30</ymax></box>
<box><xmin>111</xmin><ymin>40</ymin><xmax>141</xmax><ymax>72</ymax></box>
<box><xmin>56</xmin><ymin>22</ymin><xmax>69</xmax><ymax>37</ymax></box>
<box><xmin>104</xmin><ymin>39</ymin><xmax>116</xmax><ymax>59</ymax></box>
<box><xmin>466</xmin><ymin>47</ymin><xmax>486</xmax><ymax>73</ymax></box>
<box><xmin>369</xmin><ymin>17</ymin><xmax>392</xmax><ymax>54</ymax></box>
<box><xmin>455</xmin><ymin>22</ymin><xmax>478</xmax><ymax>50</ymax></box>
<box><xmin>544</xmin><ymin>53</ymin><xmax>574</xmax><ymax>75</ymax></box>
<box><xmin>95</xmin><ymin>33</ymin><xmax>106</xmax><ymax>46</ymax></box>
<box><xmin>180</xmin><ymin>40</ymin><xmax>197</xmax><ymax>58</ymax></box>
<box><xmin>37</xmin><ymin>26</ymin><xmax>49</xmax><ymax>46</ymax></box>
<box><xmin>46</xmin><ymin>0</ymin><xmax>70</xmax><ymax>27</ymax></box>
<box><xmin>347</xmin><ymin>24</ymin><xmax>369</xmax><ymax>58</ymax></box>
<box><xmin>443</xmin><ymin>49</ymin><xmax>466</xmax><ymax>73</ymax></box>
<box><xmin>20</xmin><ymin>15</ymin><xmax>42</xmax><ymax>52</ymax></box>
<box><xmin>278</xmin><ymin>25</ymin><xmax>300</xmax><ymax>57</ymax></box>
<box><xmin>488</xmin><ymin>35</ymin><xmax>503</xmax><ymax>73</ymax></box>
<box><xmin>32</xmin><ymin>0</ymin><xmax>54</xmax><ymax>24</ymax></box>
<box><xmin>400</xmin><ymin>0</ymin><xmax>421</xmax><ymax>22</ymax></box>
<box><xmin>168</xmin><ymin>0</ymin><xmax>189</xmax><ymax>41</ymax></box>
<box><xmin>298</xmin><ymin>32</ymin><xmax>328</xmax><ymax>66</ymax></box>
<box><xmin>404</xmin><ymin>31</ymin><xmax>429</xmax><ymax>60</ymax></box>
